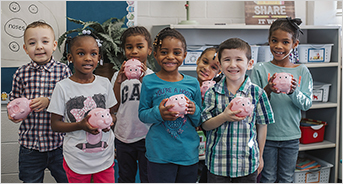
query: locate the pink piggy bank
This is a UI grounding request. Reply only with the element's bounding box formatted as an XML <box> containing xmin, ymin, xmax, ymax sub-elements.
<box><xmin>124</xmin><ymin>59</ymin><xmax>142</xmax><ymax>80</ymax></box>
<box><xmin>230</xmin><ymin>96</ymin><xmax>254</xmax><ymax>117</ymax></box>
<box><xmin>87</xmin><ymin>108</ymin><xmax>113</xmax><ymax>145</ymax></box>
<box><xmin>88</xmin><ymin>108</ymin><xmax>112</xmax><ymax>130</ymax></box>
<box><xmin>200</xmin><ymin>81</ymin><xmax>216</xmax><ymax>98</ymax></box>
<box><xmin>165</xmin><ymin>94</ymin><xmax>188</xmax><ymax>118</ymax></box>
<box><xmin>7</xmin><ymin>97</ymin><xmax>32</xmax><ymax>120</ymax></box>
<box><xmin>273</xmin><ymin>72</ymin><xmax>293</xmax><ymax>94</ymax></box>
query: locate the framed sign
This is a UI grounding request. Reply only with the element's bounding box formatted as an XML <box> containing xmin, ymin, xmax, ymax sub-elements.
<box><xmin>245</xmin><ymin>1</ymin><xmax>295</xmax><ymax>25</ymax></box>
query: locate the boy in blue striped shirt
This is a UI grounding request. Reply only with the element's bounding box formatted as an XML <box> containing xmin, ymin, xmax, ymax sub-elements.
<box><xmin>201</xmin><ymin>38</ymin><xmax>275</xmax><ymax>183</ymax></box>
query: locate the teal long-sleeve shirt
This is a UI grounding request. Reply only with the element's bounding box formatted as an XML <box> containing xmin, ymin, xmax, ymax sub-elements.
<box><xmin>250</xmin><ymin>62</ymin><xmax>313</xmax><ymax>141</ymax></box>
<box><xmin>138</xmin><ymin>73</ymin><xmax>202</xmax><ymax>165</ymax></box>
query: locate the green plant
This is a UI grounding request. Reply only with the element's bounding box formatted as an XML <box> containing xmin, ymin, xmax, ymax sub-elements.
<box><xmin>58</xmin><ymin>16</ymin><xmax>127</xmax><ymax>71</ymax></box>
<box><xmin>57</xmin><ymin>16</ymin><xmax>157</xmax><ymax>72</ymax></box>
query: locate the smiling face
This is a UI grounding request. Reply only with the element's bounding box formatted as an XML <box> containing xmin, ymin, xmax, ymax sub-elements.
<box><xmin>67</xmin><ymin>36</ymin><xmax>100</xmax><ymax>77</ymax></box>
<box><xmin>269</xmin><ymin>29</ymin><xmax>299</xmax><ymax>63</ymax></box>
<box><xmin>196</xmin><ymin>49</ymin><xmax>220</xmax><ymax>85</ymax></box>
<box><xmin>154</xmin><ymin>36</ymin><xmax>186</xmax><ymax>74</ymax></box>
<box><xmin>23</xmin><ymin>26</ymin><xmax>57</xmax><ymax>65</ymax></box>
<box><xmin>124</xmin><ymin>34</ymin><xmax>152</xmax><ymax>64</ymax></box>
<box><xmin>219</xmin><ymin>48</ymin><xmax>253</xmax><ymax>85</ymax></box>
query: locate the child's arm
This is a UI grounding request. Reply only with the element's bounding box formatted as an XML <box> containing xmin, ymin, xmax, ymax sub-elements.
<box><xmin>51</xmin><ymin>113</ymin><xmax>99</xmax><ymax>134</ymax></box>
<box><xmin>263</xmin><ymin>73</ymin><xmax>279</xmax><ymax>97</ymax></box>
<box><xmin>256</xmin><ymin>124</ymin><xmax>267</xmax><ymax>174</ymax></box>
<box><xmin>138</xmin><ymin>77</ymin><xmax>178</xmax><ymax>124</ymax></box>
<box><xmin>139</xmin><ymin>62</ymin><xmax>147</xmax><ymax>83</ymax></box>
<box><xmin>287</xmin><ymin>70</ymin><xmax>313</xmax><ymax>111</ymax></box>
<box><xmin>106</xmin><ymin>106</ymin><xmax>117</xmax><ymax>132</ymax></box>
<box><xmin>184</xmin><ymin>88</ymin><xmax>202</xmax><ymax>127</ymax></box>
<box><xmin>112</xmin><ymin>61</ymin><xmax>128</xmax><ymax>111</ymax></box>
<box><xmin>29</xmin><ymin>97</ymin><xmax>50</xmax><ymax>112</ymax></box>
<box><xmin>159</xmin><ymin>98</ymin><xmax>179</xmax><ymax>121</ymax></box>
<box><xmin>202</xmin><ymin>103</ymin><xmax>245</xmax><ymax>131</ymax></box>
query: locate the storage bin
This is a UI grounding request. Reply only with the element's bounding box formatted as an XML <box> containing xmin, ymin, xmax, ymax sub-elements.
<box><xmin>295</xmin><ymin>154</ymin><xmax>333</xmax><ymax>183</ymax></box>
<box><xmin>197</xmin><ymin>130</ymin><xmax>206</xmax><ymax>156</ymax></box>
<box><xmin>257</xmin><ymin>45</ymin><xmax>273</xmax><ymax>63</ymax></box>
<box><xmin>298</xmin><ymin>44</ymin><xmax>334</xmax><ymax>63</ymax></box>
<box><xmin>299</xmin><ymin>118</ymin><xmax>327</xmax><ymax>144</ymax></box>
<box><xmin>250</xmin><ymin>45</ymin><xmax>259</xmax><ymax>64</ymax></box>
<box><xmin>313</xmin><ymin>81</ymin><xmax>331</xmax><ymax>102</ymax></box>
<box><xmin>183</xmin><ymin>45</ymin><xmax>213</xmax><ymax>65</ymax></box>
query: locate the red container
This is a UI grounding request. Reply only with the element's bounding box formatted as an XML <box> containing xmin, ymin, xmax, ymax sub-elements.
<box><xmin>299</xmin><ymin>118</ymin><xmax>327</xmax><ymax>144</ymax></box>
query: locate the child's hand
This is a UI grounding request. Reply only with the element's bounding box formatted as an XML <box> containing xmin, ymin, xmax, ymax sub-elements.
<box><xmin>222</xmin><ymin>102</ymin><xmax>246</xmax><ymax>122</ymax></box>
<box><xmin>264</xmin><ymin>73</ymin><xmax>279</xmax><ymax>95</ymax></box>
<box><xmin>30</xmin><ymin>97</ymin><xmax>49</xmax><ymax>112</ymax></box>
<box><xmin>159</xmin><ymin>98</ymin><xmax>179</xmax><ymax>121</ymax></box>
<box><xmin>288</xmin><ymin>77</ymin><xmax>298</xmax><ymax>94</ymax></box>
<box><xmin>115</xmin><ymin>61</ymin><xmax>128</xmax><ymax>84</ymax></box>
<box><xmin>103</xmin><ymin>116</ymin><xmax>115</xmax><ymax>132</ymax></box>
<box><xmin>139</xmin><ymin>62</ymin><xmax>147</xmax><ymax>82</ymax></box>
<box><xmin>7</xmin><ymin>112</ymin><xmax>24</xmax><ymax>123</ymax></box>
<box><xmin>79</xmin><ymin>115</ymin><xmax>99</xmax><ymax>135</ymax></box>
<box><xmin>185</xmin><ymin>96</ymin><xmax>195</xmax><ymax>115</ymax></box>
<box><xmin>258</xmin><ymin>156</ymin><xmax>264</xmax><ymax>175</ymax></box>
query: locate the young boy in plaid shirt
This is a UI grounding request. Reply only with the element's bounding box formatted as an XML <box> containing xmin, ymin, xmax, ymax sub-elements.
<box><xmin>201</xmin><ymin>38</ymin><xmax>275</xmax><ymax>183</ymax></box>
<box><xmin>7</xmin><ymin>21</ymin><xmax>71</xmax><ymax>183</ymax></box>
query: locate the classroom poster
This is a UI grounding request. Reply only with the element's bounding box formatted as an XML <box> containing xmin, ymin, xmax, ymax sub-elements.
<box><xmin>1</xmin><ymin>1</ymin><xmax>66</xmax><ymax>67</ymax></box>
<box><xmin>244</xmin><ymin>1</ymin><xmax>295</xmax><ymax>25</ymax></box>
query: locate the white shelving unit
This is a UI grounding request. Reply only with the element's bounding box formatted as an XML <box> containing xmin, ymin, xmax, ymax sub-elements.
<box><xmin>152</xmin><ymin>24</ymin><xmax>342</xmax><ymax>182</ymax></box>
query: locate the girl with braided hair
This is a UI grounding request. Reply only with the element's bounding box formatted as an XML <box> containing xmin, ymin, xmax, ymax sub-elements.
<box><xmin>251</xmin><ymin>18</ymin><xmax>313</xmax><ymax>183</ymax></box>
<box><xmin>138</xmin><ymin>27</ymin><xmax>202</xmax><ymax>182</ymax></box>
<box><xmin>48</xmin><ymin>30</ymin><xmax>117</xmax><ymax>183</ymax></box>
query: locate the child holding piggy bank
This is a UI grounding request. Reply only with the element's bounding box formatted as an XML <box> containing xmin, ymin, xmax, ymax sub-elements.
<box><xmin>201</xmin><ymin>38</ymin><xmax>275</xmax><ymax>183</ymax></box>
<box><xmin>250</xmin><ymin>18</ymin><xmax>313</xmax><ymax>183</ymax></box>
<box><xmin>138</xmin><ymin>27</ymin><xmax>202</xmax><ymax>183</ymax></box>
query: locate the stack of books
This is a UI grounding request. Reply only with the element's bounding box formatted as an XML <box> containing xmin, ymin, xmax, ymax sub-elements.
<box><xmin>296</xmin><ymin>158</ymin><xmax>321</xmax><ymax>171</ymax></box>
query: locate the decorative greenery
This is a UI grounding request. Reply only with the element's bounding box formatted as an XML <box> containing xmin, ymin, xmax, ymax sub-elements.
<box><xmin>57</xmin><ymin>16</ymin><xmax>157</xmax><ymax>71</ymax></box>
<box><xmin>58</xmin><ymin>16</ymin><xmax>126</xmax><ymax>71</ymax></box>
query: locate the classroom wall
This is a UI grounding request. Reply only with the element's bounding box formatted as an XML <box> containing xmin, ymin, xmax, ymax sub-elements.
<box><xmin>136</xmin><ymin>1</ymin><xmax>342</xmax><ymax>35</ymax></box>
<box><xmin>137</xmin><ymin>1</ymin><xmax>307</xmax><ymax>34</ymax></box>
<box><xmin>1</xmin><ymin>1</ymin><xmax>341</xmax><ymax>183</ymax></box>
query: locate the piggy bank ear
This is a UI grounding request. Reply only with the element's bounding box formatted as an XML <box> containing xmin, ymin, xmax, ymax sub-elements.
<box><xmin>95</xmin><ymin>111</ymin><xmax>100</xmax><ymax>117</ymax></box>
<box><xmin>234</xmin><ymin>99</ymin><xmax>241</xmax><ymax>105</ymax></box>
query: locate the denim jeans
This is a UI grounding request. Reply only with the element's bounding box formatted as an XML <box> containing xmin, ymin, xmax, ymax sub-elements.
<box><xmin>18</xmin><ymin>145</ymin><xmax>68</xmax><ymax>183</ymax></box>
<box><xmin>260</xmin><ymin>139</ymin><xmax>299</xmax><ymax>183</ymax></box>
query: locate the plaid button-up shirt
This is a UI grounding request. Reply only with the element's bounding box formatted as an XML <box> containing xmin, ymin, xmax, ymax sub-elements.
<box><xmin>9</xmin><ymin>58</ymin><xmax>72</xmax><ymax>152</ymax></box>
<box><xmin>201</xmin><ymin>75</ymin><xmax>274</xmax><ymax>177</ymax></box>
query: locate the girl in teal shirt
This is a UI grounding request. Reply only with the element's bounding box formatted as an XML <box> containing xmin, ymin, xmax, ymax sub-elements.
<box><xmin>251</xmin><ymin>18</ymin><xmax>313</xmax><ymax>183</ymax></box>
<box><xmin>138</xmin><ymin>27</ymin><xmax>202</xmax><ymax>183</ymax></box>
